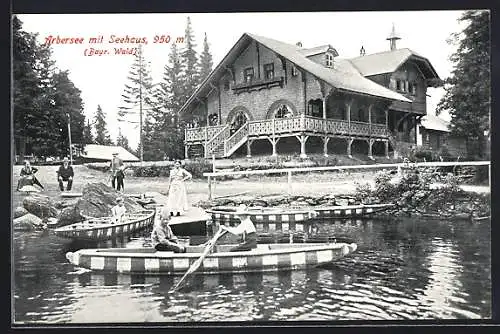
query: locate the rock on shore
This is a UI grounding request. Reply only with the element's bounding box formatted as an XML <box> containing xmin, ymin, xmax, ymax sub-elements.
<box><xmin>57</xmin><ymin>182</ymin><xmax>144</xmax><ymax>226</ymax></box>
<box><xmin>23</xmin><ymin>194</ymin><xmax>59</xmax><ymax>218</ymax></box>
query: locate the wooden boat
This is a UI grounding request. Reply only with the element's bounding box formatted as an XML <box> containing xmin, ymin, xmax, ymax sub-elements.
<box><xmin>312</xmin><ymin>203</ymin><xmax>395</xmax><ymax>218</ymax></box>
<box><xmin>65</xmin><ymin>241</ymin><xmax>358</xmax><ymax>274</ymax></box>
<box><xmin>207</xmin><ymin>206</ymin><xmax>318</xmax><ymax>224</ymax></box>
<box><xmin>53</xmin><ymin>209</ymin><xmax>155</xmax><ymax>241</ymax></box>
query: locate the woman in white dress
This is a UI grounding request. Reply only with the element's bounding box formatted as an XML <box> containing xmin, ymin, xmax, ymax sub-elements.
<box><xmin>166</xmin><ymin>160</ymin><xmax>192</xmax><ymax>216</ymax></box>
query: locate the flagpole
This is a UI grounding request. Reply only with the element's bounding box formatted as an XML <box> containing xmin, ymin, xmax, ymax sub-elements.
<box><xmin>67</xmin><ymin>112</ymin><xmax>73</xmax><ymax>165</ymax></box>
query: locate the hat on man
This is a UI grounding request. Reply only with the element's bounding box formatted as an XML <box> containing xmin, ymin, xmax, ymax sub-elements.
<box><xmin>112</xmin><ymin>152</ymin><xmax>119</xmax><ymax>156</ymax></box>
<box><xmin>63</xmin><ymin>157</ymin><xmax>69</xmax><ymax>162</ymax></box>
<box><xmin>116</xmin><ymin>197</ymin><xmax>124</xmax><ymax>203</ymax></box>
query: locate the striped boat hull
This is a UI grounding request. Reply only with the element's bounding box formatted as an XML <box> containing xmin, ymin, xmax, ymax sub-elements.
<box><xmin>65</xmin><ymin>242</ymin><xmax>357</xmax><ymax>274</ymax></box>
<box><xmin>313</xmin><ymin>204</ymin><xmax>395</xmax><ymax>218</ymax></box>
<box><xmin>53</xmin><ymin>210</ymin><xmax>155</xmax><ymax>241</ymax></box>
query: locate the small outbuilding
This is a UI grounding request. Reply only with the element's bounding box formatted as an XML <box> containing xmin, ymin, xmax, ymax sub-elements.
<box><xmin>78</xmin><ymin>145</ymin><xmax>139</xmax><ymax>162</ymax></box>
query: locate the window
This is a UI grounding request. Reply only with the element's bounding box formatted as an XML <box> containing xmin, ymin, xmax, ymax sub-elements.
<box><xmin>223</xmin><ymin>80</ymin><xmax>230</xmax><ymax>91</ymax></box>
<box><xmin>291</xmin><ymin>65</ymin><xmax>298</xmax><ymax>76</ymax></box>
<box><xmin>275</xmin><ymin>104</ymin><xmax>292</xmax><ymax>118</ymax></box>
<box><xmin>410</xmin><ymin>83</ymin><xmax>417</xmax><ymax>95</ymax></box>
<box><xmin>325</xmin><ymin>53</ymin><xmax>334</xmax><ymax>67</ymax></box>
<box><xmin>243</xmin><ymin>67</ymin><xmax>254</xmax><ymax>83</ymax></box>
<box><xmin>264</xmin><ymin>63</ymin><xmax>274</xmax><ymax>80</ymax></box>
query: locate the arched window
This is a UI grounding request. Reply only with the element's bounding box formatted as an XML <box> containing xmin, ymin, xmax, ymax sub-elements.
<box><xmin>275</xmin><ymin>104</ymin><xmax>291</xmax><ymax>118</ymax></box>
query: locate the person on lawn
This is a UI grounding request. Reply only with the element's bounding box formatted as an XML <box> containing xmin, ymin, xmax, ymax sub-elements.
<box><xmin>17</xmin><ymin>160</ymin><xmax>44</xmax><ymax>191</ymax></box>
<box><xmin>57</xmin><ymin>157</ymin><xmax>74</xmax><ymax>192</ymax></box>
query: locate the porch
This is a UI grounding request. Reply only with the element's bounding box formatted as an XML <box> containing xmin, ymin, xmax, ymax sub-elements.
<box><xmin>184</xmin><ymin>115</ymin><xmax>392</xmax><ymax>159</ymax></box>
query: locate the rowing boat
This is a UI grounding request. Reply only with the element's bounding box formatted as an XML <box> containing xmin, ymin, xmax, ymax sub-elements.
<box><xmin>65</xmin><ymin>241</ymin><xmax>357</xmax><ymax>274</ymax></box>
<box><xmin>313</xmin><ymin>203</ymin><xmax>395</xmax><ymax>218</ymax></box>
<box><xmin>206</xmin><ymin>206</ymin><xmax>318</xmax><ymax>224</ymax></box>
<box><xmin>53</xmin><ymin>209</ymin><xmax>155</xmax><ymax>241</ymax></box>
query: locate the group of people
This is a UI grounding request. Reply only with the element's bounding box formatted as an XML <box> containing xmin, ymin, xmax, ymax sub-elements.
<box><xmin>17</xmin><ymin>153</ymin><xmax>257</xmax><ymax>254</ymax></box>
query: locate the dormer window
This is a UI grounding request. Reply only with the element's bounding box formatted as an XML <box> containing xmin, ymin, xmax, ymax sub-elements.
<box><xmin>243</xmin><ymin>67</ymin><xmax>254</xmax><ymax>83</ymax></box>
<box><xmin>264</xmin><ymin>63</ymin><xmax>274</xmax><ymax>80</ymax></box>
<box><xmin>325</xmin><ymin>53</ymin><xmax>334</xmax><ymax>68</ymax></box>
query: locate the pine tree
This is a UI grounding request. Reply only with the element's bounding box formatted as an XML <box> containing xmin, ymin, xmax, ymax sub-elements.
<box><xmin>82</xmin><ymin>119</ymin><xmax>94</xmax><ymax>144</ymax></box>
<box><xmin>116</xmin><ymin>127</ymin><xmax>130</xmax><ymax>151</ymax></box>
<box><xmin>94</xmin><ymin>105</ymin><xmax>113</xmax><ymax>145</ymax></box>
<box><xmin>119</xmin><ymin>45</ymin><xmax>155</xmax><ymax>161</ymax></box>
<box><xmin>181</xmin><ymin>16</ymin><xmax>200</xmax><ymax>102</ymax></box>
<box><xmin>198</xmin><ymin>32</ymin><xmax>213</xmax><ymax>82</ymax></box>
<box><xmin>437</xmin><ymin>10</ymin><xmax>490</xmax><ymax>159</ymax></box>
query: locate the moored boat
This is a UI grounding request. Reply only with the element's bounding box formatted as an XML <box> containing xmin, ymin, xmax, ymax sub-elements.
<box><xmin>313</xmin><ymin>203</ymin><xmax>395</xmax><ymax>218</ymax></box>
<box><xmin>207</xmin><ymin>206</ymin><xmax>318</xmax><ymax>224</ymax></box>
<box><xmin>65</xmin><ymin>242</ymin><xmax>357</xmax><ymax>274</ymax></box>
<box><xmin>53</xmin><ymin>209</ymin><xmax>155</xmax><ymax>241</ymax></box>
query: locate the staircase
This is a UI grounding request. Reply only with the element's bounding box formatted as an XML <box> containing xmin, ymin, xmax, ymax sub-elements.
<box><xmin>224</xmin><ymin>123</ymin><xmax>249</xmax><ymax>157</ymax></box>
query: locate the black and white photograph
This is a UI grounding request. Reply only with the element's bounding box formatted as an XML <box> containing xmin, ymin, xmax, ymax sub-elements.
<box><xmin>11</xmin><ymin>9</ymin><xmax>491</xmax><ymax>324</ymax></box>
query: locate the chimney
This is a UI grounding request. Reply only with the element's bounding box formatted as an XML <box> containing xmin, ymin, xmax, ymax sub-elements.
<box><xmin>386</xmin><ymin>23</ymin><xmax>401</xmax><ymax>51</ymax></box>
<box><xmin>296</xmin><ymin>41</ymin><xmax>302</xmax><ymax>47</ymax></box>
<box><xmin>360</xmin><ymin>46</ymin><xmax>366</xmax><ymax>56</ymax></box>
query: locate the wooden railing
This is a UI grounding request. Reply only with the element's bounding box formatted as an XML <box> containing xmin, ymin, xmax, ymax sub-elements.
<box><xmin>185</xmin><ymin>124</ymin><xmax>227</xmax><ymax>142</ymax></box>
<box><xmin>186</xmin><ymin>116</ymin><xmax>390</xmax><ymax>144</ymax></box>
<box><xmin>224</xmin><ymin>123</ymin><xmax>249</xmax><ymax>156</ymax></box>
<box><xmin>205</xmin><ymin>125</ymin><xmax>230</xmax><ymax>157</ymax></box>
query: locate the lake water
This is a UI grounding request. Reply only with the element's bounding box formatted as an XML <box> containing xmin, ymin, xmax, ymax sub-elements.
<box><xmin>12</xmin><ymin>217</ymin><xmax>491</xmax><ymax>323</ymax></box>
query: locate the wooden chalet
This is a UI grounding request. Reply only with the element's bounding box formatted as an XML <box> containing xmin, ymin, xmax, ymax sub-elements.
<box><xmin>181</xmin><ymin>25</ymin><xmax>442</xmax><ymax>159</ymax></box>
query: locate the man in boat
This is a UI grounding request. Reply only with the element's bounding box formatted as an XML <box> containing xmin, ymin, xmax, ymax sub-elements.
<box><xmin>150</xmin><ymin>212</ymin><xmax>186</xmax><ymax>253</ymax></box>
<box><xmin>57</xmin><ymin>157</ymin><xmax>74</xmax><ymax>192</ymax></box>
<box><xmin>111</xmin><ymin>197</ymin><xmax>126</xmax><ymax>224</ymax></box>
<box><xmin>220</xmin><ymin>204</ymin><xmax>257</xmax><ymax>252</ymax></box>
<box><xmin>109</xmin><ymin>152</ymin><xmax>125</xmax><ymax>191</ymax></box>
<box><xmin>17</xmin><ymin>160</ymin><xmax>44</xmax><ymax>191</ymax></box>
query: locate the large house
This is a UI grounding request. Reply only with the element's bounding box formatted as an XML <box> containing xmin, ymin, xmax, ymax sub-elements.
<box><xmin>181</xmin><ymin>26</ymin><xmax>442</xmax><ymax>160</ymax></box>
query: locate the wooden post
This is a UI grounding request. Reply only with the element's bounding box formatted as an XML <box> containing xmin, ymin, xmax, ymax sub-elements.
<box><xmin>323</xmin><ymin>136</ymin><xmax>330</xmax><ymax>157</ymax></box>
<box><xmin>208</xmin><ymin>176</ymin><xmax>212</xmax><ymax>200</ymax></box>
<box><xmin>368</xmin><ymin>104</ymin><xmax>373</xmax><ymax>137</ymax></box>
<box><xmin>287</xmin><ymin>171</ymin><xmax>292</xmax><ymax>195</ymax></box>
<box><xmin>246</xmin><ymin>139</ymin><xmax>252</xmax><ymax>158</ymax></box>
<box><xmin>185</xmin><ymin>145</ymin><xmax>189</xmax><ymax>159</ymax></box>
<box><xmin>212</xmin><ymin>155</ymin><xmax>216</xmax><ymax>173</ymax></box>
<box><xmin>322</xmin><ymin>97</ymin><xmax>327</xmax><ymax>119</ymax></box>
<box><xmin>271</xmin><ymin>138</ymin><xmax>278</xmax><ymax>157</ymax></box>
<box><xmin>204</xmin><ymin>127</ymin><xmax>208</xmax><ymax>158</ymax></box>
<box><xmin>346</xmin><ymin>100</ymin><xmax>352</xmax><ymax>134</ymax></box>
<box><xmin>368</xmin><ymin>139</ymin><xmax>374</xmax><ymax>160</ymax></box>
<box><xmin>347</xmin><ymin>138</ymin><xmax>353</xmax><ymax>158</ymax></box>
<box><xmin>299</xmin><ymin>135</ymin><xmax>308</xmax><ymax>158</ymax></box>
<box><xmin>385</xmin><ymin>140</ymin><xmax>389</xmax><ymax>159</ymax></box>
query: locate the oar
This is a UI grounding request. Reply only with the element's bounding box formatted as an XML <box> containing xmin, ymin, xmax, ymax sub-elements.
<box><xmin>170</xmin><ymin>227</ymin><xmax>227</xmax><ymax>292</ymax></box>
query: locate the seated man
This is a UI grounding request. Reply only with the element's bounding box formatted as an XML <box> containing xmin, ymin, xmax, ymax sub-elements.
<box><xmin>17</xmin><ymin>160</ymin><xmax>44</xmax><ymax>191</ymax></box>
<box><xmin>57</xmin><ymin>157</ymin><xmax>74</xmax><ymax>191</ymax></box>
<box><xmin>151</xmin><ymin>212</ymin><xmax>186</xmax><ymax>253</ymax></box>
<box><xmin>111</xmin><ymin>197</ymin><xmax>126</xmax><ymax>224</ymax></box>
<box><xmin>220</xmin><ymin>204</ymin><xmax>257</xmax><ymax>252</ymax></box>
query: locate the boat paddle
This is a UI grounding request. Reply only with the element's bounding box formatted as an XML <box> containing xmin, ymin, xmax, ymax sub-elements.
<box><xmin>170</xmin><ymin>227</ymin><xmax>227</xmax><ymax>292</ymax></box>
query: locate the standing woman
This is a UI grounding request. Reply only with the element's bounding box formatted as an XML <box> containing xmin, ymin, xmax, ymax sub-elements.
<box><xmin>166</xmin><ymin>160</ymin><xmax>192</xmax><ymax>216</ymax></box>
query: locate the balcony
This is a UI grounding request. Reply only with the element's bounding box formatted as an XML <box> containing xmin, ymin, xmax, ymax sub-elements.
<box><xmin>232</xmin><ymin>76</ymin><xmax>284</xmax><ymax>94</ymax></box>
<box><xmin>185</xmin><ymin>115</ymin><xmax>389</xmax><ymax>145</ymax></box>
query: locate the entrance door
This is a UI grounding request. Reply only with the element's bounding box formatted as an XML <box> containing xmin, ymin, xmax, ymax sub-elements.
<box><xmin>229</xmin><ymin>111</ymin><xmax>249</xmax><ymax>135</ymax></box>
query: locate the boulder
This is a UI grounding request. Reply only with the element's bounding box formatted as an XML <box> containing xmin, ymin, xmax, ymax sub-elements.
<box><xmin>14</xmin><ymin>206</ymin><xmax>28</xmax><ymax>219</ymax></box>
<box><xmin>23</xmin><ymin>194</ymin><xmax>59</xmax><ymax>218</ymax></box>
<box><xmin>13</xmin><ymin>213</ymin><xmax>46</xmax><ymax>231</ymax></box>
<box><xmin>56</xmin><ymin>182</ymin><xmax>144</xmax><ymax>225</ymax></box>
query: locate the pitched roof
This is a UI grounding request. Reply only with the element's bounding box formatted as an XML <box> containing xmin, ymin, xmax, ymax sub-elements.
<box><xmin>349</xmin><ymin>48</ymin><xmax>441</xmax><ymax>80</ymax></box>
<box><xmin>81</xmin><ymin>145</ymin><xmax>140</xmax><ymax>161</ymax></box>
<box><xmin>179</xmin><ymin>33</ymin><xmax>412</xmax><ymax>114</ymax></box>
<box><xmin>248</xmin><ymin>33</ymin><xmax>411</xmax><ymax>102</ymax></box>
<box><xmin>420</xmin><ymin>114</ymin><xmax>450</xmax><ymax>132</ymax></box>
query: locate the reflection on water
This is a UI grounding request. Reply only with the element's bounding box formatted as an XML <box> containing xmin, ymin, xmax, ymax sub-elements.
<box><xmin>12</xmin><ymin>217</ymin><xmax>491</xmax><ymax>323</ymax></box>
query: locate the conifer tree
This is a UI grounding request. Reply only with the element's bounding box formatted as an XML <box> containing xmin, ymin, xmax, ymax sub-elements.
<box><xmin>181</xmin><ymin>16</ymin><xmax>200</xmax><ymax>102</ymax></box>
<box><xmin>198</xmin><ymin>32</ymin><xmax>214</xmax><ymax>82</ymax></box>
<box><xmin>119</xmin><ymin>45</ymin><xmax>155</xmax><ymax>161</ymax></box>
<box><xmin>94</xmin><ymin>105</ymin><xmax>113</xmax><ymax>145</ymax></box>
<box><xmin>116</xmin><ymin>127</ymin><xmax>130</xmax><ymax>151</ymax></box>
<box><xmin>82</xmin><ymin>119</ymin><xmax>94</xmax><ymax>144</ymax></box>
<box><xmin>437</xmin><ymin>10</ymin><xmax>490</xmax><ymax>159</ymax></box>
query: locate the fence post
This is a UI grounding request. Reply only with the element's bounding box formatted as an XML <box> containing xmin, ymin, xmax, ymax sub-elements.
<box><xmin>287</xmin><ymin>171</ymin><xmax>292</xmax><ymax>196</ymax></box>
<box><xmin>208</xmin><ymin>176</ymin><xmax>212</xmax><ymax>200</ymax></box>
<box><xmin>212</xmin><ymin>155</ymin><xmax>216</xmax><ymax>173</ymax></box>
